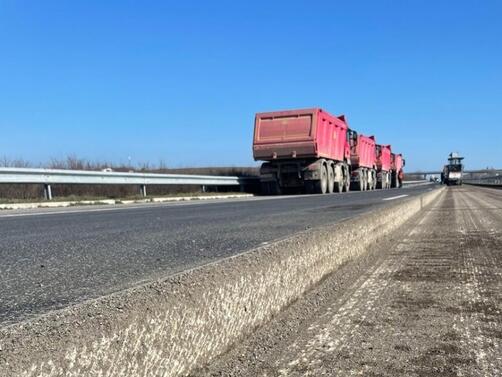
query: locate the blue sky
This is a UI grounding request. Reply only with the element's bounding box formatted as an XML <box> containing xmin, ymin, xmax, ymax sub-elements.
<box><xmin>0</xmin><ymin>1</ymin><xmax>500</xmax><ymax>171</ymax></box>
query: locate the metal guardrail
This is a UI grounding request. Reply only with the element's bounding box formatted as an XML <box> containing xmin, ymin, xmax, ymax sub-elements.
<box><xmin>0</xmin><ymin>168</ymin><xmax>432</xmax><ymax>201</ymax></box>
<box><xmin>464</xmin><ymin>176</ymin><xmax>502</xmax><ymax>188</ymax></box>
<box><xmin>0</xmin><ymin>168</ymin><xmax>259</xmax><ymax>200</ymax></box>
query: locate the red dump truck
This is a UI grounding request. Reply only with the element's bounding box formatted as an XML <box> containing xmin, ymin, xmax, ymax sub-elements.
<box><xmin>391</xmin><ymin>153</ymin><xmax>405</xmax><ymax>188</ymax></box>
<box><xmin>253</xmin><ymin>108</ymin><xmax>351</xmax><ymax>194</ymax></box>
<box><xmin>348</xmin><ymin>131</ymin><xmax>377</xmax><ymax>191</ymax></box>
<box><xmin>253</xmin><ymin>107</ymin><xmax>404</xmax><ymax>194</ymax></box>
<box><xmin>376</xmin><ymin>144</ymin><xmax>392</xmax><ymax>189</ymax></box>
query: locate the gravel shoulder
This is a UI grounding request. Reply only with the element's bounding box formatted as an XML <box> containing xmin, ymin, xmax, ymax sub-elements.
<box><xmin>198</xmin><ymin>186</ymin><xmax>502</xmax><ymax>377</ymax></box>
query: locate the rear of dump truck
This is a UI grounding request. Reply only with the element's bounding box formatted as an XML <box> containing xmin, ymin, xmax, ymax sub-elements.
<box><xmin>253</xmin><ymin>108</ymin><xmax>351</xmax><ymax>195</ymax></box>
<box><xmin>349</xmin><ymin>132</ymin><xmax>377</xmax><ymax>191</ymax></box>
<box><xmin>376</xmin><ymin>144</ymin><xmax>392</xmax><ymax>189</ymax></box>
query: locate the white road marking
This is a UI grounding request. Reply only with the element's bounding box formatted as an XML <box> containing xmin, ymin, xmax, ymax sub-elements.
<box><xmin>382</xmin><ymin>194</ymin><xmax>408</xmax><ymax>201</ymax></box>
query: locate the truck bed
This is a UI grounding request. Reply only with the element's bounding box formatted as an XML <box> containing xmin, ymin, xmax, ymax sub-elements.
<box><xmin>253</xmin><ymin>108</ymin><xmax>349</xmax><ymax>163</ymax></box>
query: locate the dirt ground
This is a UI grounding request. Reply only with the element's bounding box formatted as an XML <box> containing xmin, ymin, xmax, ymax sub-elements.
<box><xmin>194</xmin><ymin>186</ymin><xmax>502</xmax><ymax>377</ymax></box>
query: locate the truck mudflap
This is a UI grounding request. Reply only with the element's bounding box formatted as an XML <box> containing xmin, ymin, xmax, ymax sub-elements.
<box><xmin>259</xmin><ymin>161</ymin><xmax>305</xmax><ymax>189</ymax></box>
<box><xmin>302</xmin><ymin>160</ymin><xmax>323</xmax><ymax>181</ymax></box>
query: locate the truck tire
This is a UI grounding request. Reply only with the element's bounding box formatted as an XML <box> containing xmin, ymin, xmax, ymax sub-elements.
<box><xmin>313</xmin><ymin>165</ymin><xmax>328</xmax><ymax>194</ymax></box>
<box><xmin>371</xmin><ymin>170</ymin><xmax>377</xmax><ymax>190</ymax></box>
<box><xmin>356</xmin><ymin>170</ymin><xmax>364</xmax><ymax>191</ymax></box>
<box><xmin>343</xmin><ymin>164</ymin><xmax>350</xmax><ymax>192</ymax></box>
<box><xmin>391</xmin><ymin>173</ymin><xmax>398</xmax><ymax>188</ymax></box>
<box><xmin>327</xmin><ymin>164</ymin><xmax>335</xmax><ymax>194</ymax></box>
<box><xmin>334</xmin><ymin>178</ymin><xmax>343</xmax><ymax>193</ymax></box>
<box><xmin>334</xmin><ymin>163</ymin><xmax>343</xmax><ymax>193</ymax></box>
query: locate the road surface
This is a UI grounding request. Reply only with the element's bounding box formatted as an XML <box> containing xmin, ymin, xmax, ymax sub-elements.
<box><xmin>0</xmin><ymin>185</ymin><xmax>434</xmax><ymax>326</ymax></box>
<box><xmin>200</xmin><ymin>185</ymin><xmax>502</xmax><ymax>377</ymax></box>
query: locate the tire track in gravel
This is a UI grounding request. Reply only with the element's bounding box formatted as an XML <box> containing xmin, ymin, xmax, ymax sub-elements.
<box><xmin>452</xmin><ymin>188</ymin><xmax>502</xmax><ymax>376</ymax></box>
<box><xmin>269</xmin><ymin>206</ymin><xmax>439</xmax><ymax>377</ymax></box>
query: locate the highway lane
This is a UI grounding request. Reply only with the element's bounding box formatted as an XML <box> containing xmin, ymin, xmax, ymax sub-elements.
<box><xmin>0</xmin><ymin>184</ymin><xmax>435</xmax><ymax>326</ymax></box>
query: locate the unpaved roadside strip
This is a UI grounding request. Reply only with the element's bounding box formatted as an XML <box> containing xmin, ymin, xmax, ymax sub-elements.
<box><xmin>200</xmin><ymin>186</ymin><xmax>502</xmax><ymax>377</ymax></box>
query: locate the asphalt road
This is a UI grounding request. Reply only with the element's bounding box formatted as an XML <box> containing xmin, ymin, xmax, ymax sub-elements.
<box><xmin>0</xmin><ymin>184</ymin><xmax>435</xmax><ymax>326</ymax></box>
<box><xmin>201</xmin><ymin>185</ymin><xmax>502</xmax><ymax>377</ymax></box>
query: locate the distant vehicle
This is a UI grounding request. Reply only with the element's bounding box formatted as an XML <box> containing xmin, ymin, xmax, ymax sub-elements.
<box><xmin>252</xmin><ymin>108</ymin><xmax>405</xmax><ymax>195</ymax></box>
<box><xmin>101</xmin><ymin>168</ymin><xmax>113</xmax><ymax>173</ymax></box>
<box><xmin>442</xmin><ymin>152</ymin><xmax>464</xmax><ymax>186</ymax></box>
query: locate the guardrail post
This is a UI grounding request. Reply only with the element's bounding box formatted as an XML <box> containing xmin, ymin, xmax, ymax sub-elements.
<box><xmin>139</xmin><ymin>184</ymin><xmax>147</xmax><ymax>197</ymax></box>
<box><xmin>44</xmin><ymin>184</ymin><xmax>53</xmax><ymax>201</ymax></box>
<box><xmin>202</xmin><ymin>185</ymin><xmax>207</xmax><ymax>193</ymax></box>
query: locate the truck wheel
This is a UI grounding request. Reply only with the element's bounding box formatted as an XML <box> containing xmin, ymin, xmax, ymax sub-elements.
<box><xmin>327</xmin><ymin>165</ymin><xmax>335</xmax><ymax>194</ymax></box>
<box><xmin>357</xmin><ymin>172</ymin><xmax>364</xmax><ymax>191</ymax></box>
<box><xmin>333</xmin><ymin>164</ymin><xmax>343</xmax><ymax>193</ymax></box>
<box><xmin>313</xmin><ymin>165</ymin><xmax>328</xmax><ymax>194</ymax></box>
<box><xmin>392</xmin><ymin>174</ymin><xmax>398</xmax><ymax>188</ymax></box>
<box><xmin>343</xmin><ymin>165</ymin><xmax>350</xmax><ymax>192</ymax></box>
<box><xmin>334</xmin><ymin>178</ymin><xmax>343</xmax><ymax>193</ymax></box>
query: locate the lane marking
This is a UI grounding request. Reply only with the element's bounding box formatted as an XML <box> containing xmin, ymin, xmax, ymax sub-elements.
<box><xmin>382</xmin><ymin>194</ymin><xmax>409</xmax><ymax>201</ymax></box>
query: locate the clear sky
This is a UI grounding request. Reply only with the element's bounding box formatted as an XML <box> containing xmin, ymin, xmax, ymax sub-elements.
<box><xmin>0</xmin><ymin>1</ymin><xmax>500</xmax><ymax>171</ymax></box>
